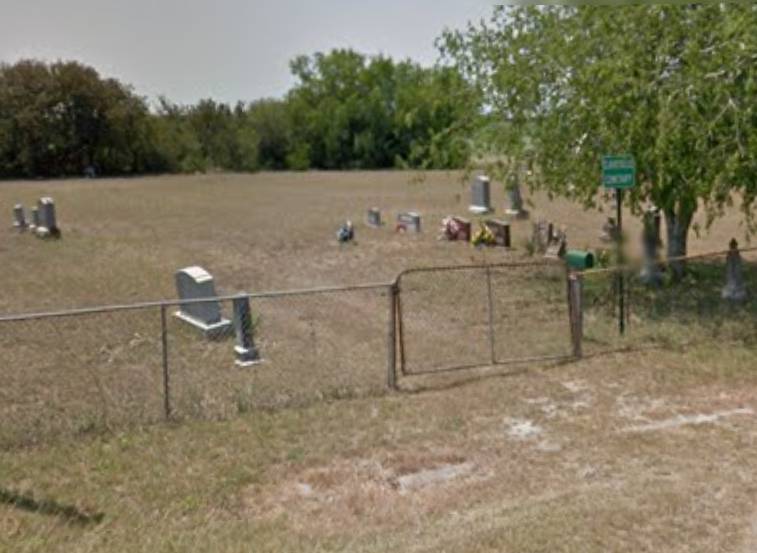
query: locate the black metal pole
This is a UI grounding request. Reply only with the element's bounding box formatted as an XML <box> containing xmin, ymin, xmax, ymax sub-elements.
<box><xmin>617</xmin><ymin>188</ymin><xmax>625</xmax><ymax>336</ymax></box>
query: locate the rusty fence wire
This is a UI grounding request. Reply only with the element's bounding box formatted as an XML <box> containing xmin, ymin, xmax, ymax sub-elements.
<box><xmin>578</xmin><ymin>247</ymin><xmax>757</xmax><ymax>356</ymax></box>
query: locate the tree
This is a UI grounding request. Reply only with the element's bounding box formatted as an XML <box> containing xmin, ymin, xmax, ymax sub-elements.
<box><xmin>441</xmin><ymin>5</ymin><xmax>757</xmax><ymax>277</ymax></box>
<box><xmin>0</xmin><ymin>59</ymin><xmax>157</xmax><ymax>177</ymax></box>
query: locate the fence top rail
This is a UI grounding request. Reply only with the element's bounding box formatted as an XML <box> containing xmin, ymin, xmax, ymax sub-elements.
<box><xmin>397</xmin><ymin>259</ymin><xmax>565</xmax><ymax>280</ymax></box>
<box><xmin>0</xmin><ymin>281</ymin><xmax>394</xmax><ymax>323</ymax></box>
<box><xmin>579</xmin><ymin>245</ymin><xmax>757</xmax><ymax>277</ymax></box>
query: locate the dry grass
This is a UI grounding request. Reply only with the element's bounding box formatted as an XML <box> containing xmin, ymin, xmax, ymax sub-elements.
<box><xmin>1</xmin><ymin>171</ymin><xmax>757</xmax><ymax>551</ymax></box>
<box><xmin>1</xmin><ymin>347</ymin><xmax>757</xmax><ymax>552</ymax></box>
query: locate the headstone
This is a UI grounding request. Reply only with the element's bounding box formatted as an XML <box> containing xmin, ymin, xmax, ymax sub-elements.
<box><xmin>722</xmin><ymin>239</ymin><xmax>747</xmax><ymax>302</ymax></box>
<box><xmin>640</xmin><ymin>208</ymin><xmax>663</xmax><ymax>286</ymax></box>
<box><xmin>531</xmin><ymin>221</ymin><xmax>550</xmax><ymax>254</ymax></box>
<box><xmin>29</xmin><ymin>207</ymin><xmax>39</xmax><ymax>230</ymax></box>
<box><xmin>505</xmin><ymin>174</ymin><xmax>529</xmax><ymax>219</ymax></box>
<box><xmin>469</xmin><ymin>176</ymin><xmax>493</xmax><ymax>215</ymax></box>
<box><xmin>483</xmin><ymin>219</ymin><xmax>512</xmax><ymax>248</ymax></box>
<box><xmin>396</xmin><ymin>212</ymin><xmax>421</xmax><ymax>233</ymax></box>
<box><xmin>439</xmin><ymin>216</ymin><xmax>471</xmax><ymax>241</ymax></box>
<box><xmin>544</xmin><ymin>227</ymin><xmax>567</xmax><ymax>259</ymax></box>
<box><xmin>366</xmin><ymin>208</ymin><xmax>382</xmax><ymax>228</ymax></box>
<box><xmin>13</xmin><ymin>204</ymin><xmax>27</xmax><ymax>231</ymax></box>
<box><xmin>35</xmin><ymin>197</ymin><xmax>60</xmax><ymax>238</ymax></box>
<box><xmin>232</xmin><ymin>296</ymin><xmax>262</xmax><ymax>366</ymax></box>
<box><xmin>174</xmin><ymin>266</ymin><xmax>232</xmax><ymax>338</ymax></box>
<box><xmin>599</xmin><ymin>217</ymin><xmax>619</xmax><ymax>243</ymax></box>
<box><xmin>336</xmin><ymin>221</ymin><xmax>354</xmax><ymax>243</ymax></box>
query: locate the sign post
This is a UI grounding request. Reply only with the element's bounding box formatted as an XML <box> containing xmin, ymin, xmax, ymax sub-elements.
<box><xmin>602</xmin><ymin>155</ymin><xmax>636</xmax><ymax>336</ymax></box>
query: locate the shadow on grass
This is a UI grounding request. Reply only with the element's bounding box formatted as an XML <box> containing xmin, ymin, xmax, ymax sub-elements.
<box><xmin>0</xmin><ymin>487</ymin><xmax>104</xmax><ymax>526</ymax></box>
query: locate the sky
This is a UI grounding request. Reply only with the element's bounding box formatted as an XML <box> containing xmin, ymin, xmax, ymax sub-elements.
<box><xmin>0</xmin><ymin>0</ymin><xmax>492</xmax><ymax>106</ymax></box>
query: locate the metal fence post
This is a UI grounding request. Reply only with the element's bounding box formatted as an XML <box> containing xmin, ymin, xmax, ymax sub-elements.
<box><xmin>485</xmin><ymin>265</ymin><xmax>496</xmax><ymax>365</ymax></box>
<box><xmin>567</xmin><ymin>272</ymin><xmax>584</xmax><ymax>359</ymax></box>
<box><xmin>387</xmin><ymin>282</ymin><xmax>398</xmax><ymax>390</ymax></box>
<box><xmin>160</xmin><ymin>305</ymin><xmax>172</xmax><ymax>420</ymax></box>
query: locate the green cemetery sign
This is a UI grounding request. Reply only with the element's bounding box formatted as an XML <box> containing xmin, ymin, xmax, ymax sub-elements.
<box><xmin>602</xmin><ymin>155</ymin><xmax>636</xmax><ymax>189</ymax></box>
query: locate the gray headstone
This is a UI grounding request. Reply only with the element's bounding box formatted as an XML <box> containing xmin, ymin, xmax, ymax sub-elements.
<box><xmin>722</xmin><ymin>239</ymin><xmax>747</xmax><ymax>302</ymax></box>
<box><xmin>640</xmin><ymin>208</ymin><xmax>663</xmax><ymax>286</ymax></box>
<box><xmin>174</xmin><ymin>266</ymin><xmax>232</xmax><ymax>338</ymax></box>
<box><xmin>483</xmin><ymin>219</ymin><xmax>511</xmax><ymax>248</ymax></box>
<box><xmin>366</xmin><ymin>208</ymin><xmax>382</xmax><ymax>228</ymax></box>
<box><xmin>13</xmin><ymin>204</ymin><xmax>27</xmax><ymax>230</ymax></box>
<box><xmin>36</xmin><ymin>197</ymin><xmax>60</xmax><ymax>238</ymax></box>
<box><xmin>232</xmin><ymin>296</ymin><xmax>262</xmax><ymax>366</ymax></box>
<box><xmin>544</xmin><ymin>227</ymin><xmax>567</xmax><ymax>259</ymax></box>
<box><xmin>469</xmin><ymin>176</ymin><xmax>492</xmax><ymax>214</ymax></box>
<box><xmin>397</xmin><ymin>212</ymin><xmax>421</xmax><ymax>233</ymax></box>
<box><xmin>531</xmin><ymin>221</ymin><xmax>550</xmax><ymax>254</ymax></box>
<box><xmin>505</xmin><ymin>176</ymin><xmax>529</xmax><ymax>219</ymax></box>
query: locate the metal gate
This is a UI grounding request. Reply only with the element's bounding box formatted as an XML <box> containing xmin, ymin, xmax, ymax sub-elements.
<box><xmin>396</xmin><ymin>261</ymin><xmax>575</xmax><ymax>375</ymax></box>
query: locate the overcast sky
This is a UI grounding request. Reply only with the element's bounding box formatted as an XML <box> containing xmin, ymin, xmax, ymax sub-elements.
<box><xmin>0</xmin><ymin>0</ymin><xmax>492</xmax><ymax>106</ymax></box>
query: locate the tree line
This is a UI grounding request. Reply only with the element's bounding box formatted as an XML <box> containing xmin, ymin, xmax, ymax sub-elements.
<box><xmin>0</xmin><ymin>50</ymin><xmax>478</xmax><ymax>178</ymax></box>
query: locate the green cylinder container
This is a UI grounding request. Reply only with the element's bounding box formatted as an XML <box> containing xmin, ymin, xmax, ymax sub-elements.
<box><xmin>566</xmin><ymin>250</ymin><xmax>595</xmax><ymax>271</ymax></box>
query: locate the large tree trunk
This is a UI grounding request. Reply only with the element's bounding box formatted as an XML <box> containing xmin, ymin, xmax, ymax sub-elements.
<box><xmin>664</xmin><ymin>206</ymin><xmax>693</xmax><ymax>281</ymax></box>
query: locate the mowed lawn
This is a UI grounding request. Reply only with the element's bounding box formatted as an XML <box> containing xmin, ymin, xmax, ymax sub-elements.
<box><xmin>2</xmin><ymin>172</ymin><xmax>757</xmax><ymax>551</ymax></box>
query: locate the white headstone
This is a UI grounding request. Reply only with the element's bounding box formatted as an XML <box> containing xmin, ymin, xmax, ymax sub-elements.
<box><xmin>174</xmin><ymin>266</ymin><xmax>232</xmax><ymax>338</ymax></box>
<box><xmin>13</xmin><ymin>204</ymin><xmax>27</xmax><ymax>231</ymax></box>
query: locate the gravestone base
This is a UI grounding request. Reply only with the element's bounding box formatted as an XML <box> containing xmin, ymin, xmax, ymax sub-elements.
<box><xmin>35</xmin><ymin>227</ymin><xmax>61</xmax><ymax>239</ymax></box>
<box><xmin>174</xmin><ymin>311</ymin><xmax>232</xmax><ymax>340</ymax></box>
<box><xmin>469</xmin><ymin>205</ymin><xmax>493</xmax><ymax>215</ymax></box>
<box><xmin>505</xmin><ymin>208</ymin><xmax>530</xmax><ymax>220</ymax></box>
<box><xmin>235</xmin><ymin>344</ymin><xmax>263</xmax><ymax>367</ymax></box>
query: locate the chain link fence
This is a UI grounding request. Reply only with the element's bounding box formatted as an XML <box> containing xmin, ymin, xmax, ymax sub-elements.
<box><xmin>397</xmin><ymin>261</ymin><xmax>574</xmax><ymax>375</ymax></box>
<box><xmin>0</xmin><ymin>284</ymin><xmax>393</xmax><ymax>449</ymax></box>
<box><xmin>5</xmin><ymin>249</ymin><xmax>753</xmax><ymax>449</ymax></box>
<box><xmin>578</xmin><ymin>247</ymin><xmax>757</xmax><ymax>355</ymax></box>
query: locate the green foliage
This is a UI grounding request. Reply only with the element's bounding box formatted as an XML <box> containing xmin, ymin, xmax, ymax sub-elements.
<box><xmin>285</xmin><ymin>49</ymin><xmax>479</xmax><ymax>170</ymax></box>
<box><xmin>441</xmin><ymin>5</ymin><xmax>757</xmax><ymax>265</ymax></box>
<box><xmin>0</xmin><ymin>52</ymin><xmax>476</xmax><ymax>178</ymax></box>
<box><xmin>0</xmin><ymin>60</ymin><xmax>158</xmax><ymax>177</ymax></box>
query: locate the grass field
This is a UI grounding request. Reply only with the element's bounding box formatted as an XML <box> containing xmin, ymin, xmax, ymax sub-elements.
<box><xmin>2</xmin><ymin>171</ymin><xmax>757</xmax><ymax>551</ymax></box>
